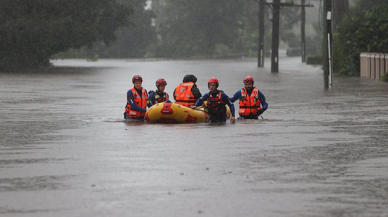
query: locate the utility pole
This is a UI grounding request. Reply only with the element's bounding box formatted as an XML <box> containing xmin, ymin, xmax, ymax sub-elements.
<box><xmin>271</xmin><ymin>0</ymin><xmax>280</xmax><ymax>73</ymax></box>
<box><xmin>260</xmin><ymin>0</ymin><xmax>313</xmax><ymax>72</ymax></box>
<box><xmin>258</xmin><ymin>0</ymin><xmax>266</xmax><ymax>67</ymax></box>
<box><xmin>301</xmin><ymin>0</ymin><xmax>306</xmax><ymax>62</ymax></box>
<box><xmin>323</xmin><ymin>0</ymin><xmax>332</xmax><ymax>88</ymax></box>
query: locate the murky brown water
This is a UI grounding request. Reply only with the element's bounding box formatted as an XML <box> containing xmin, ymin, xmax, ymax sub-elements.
<box><xmin>1</xmin><ymin>58</ymin><xmax>388</xmax><ymax>217</ymax></box>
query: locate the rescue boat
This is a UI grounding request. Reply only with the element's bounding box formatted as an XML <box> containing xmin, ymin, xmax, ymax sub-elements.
<box><xmin>145</xmin><ymin>102</ymin><xmax>208</xmax><ymax>123</ymax></box>
<box><xmin>145</xmin><ymin>102</ymin><xmax>231</xmax><ymax>124</ymax></box>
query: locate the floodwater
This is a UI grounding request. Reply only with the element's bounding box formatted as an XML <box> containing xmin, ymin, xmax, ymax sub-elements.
<box><xmin>1</xmin><ymin>58</ymin><xmax>388</xmax><ymax>217</ymax></box>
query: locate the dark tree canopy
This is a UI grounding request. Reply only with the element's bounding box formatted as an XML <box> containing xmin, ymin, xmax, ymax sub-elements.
<box><xmin>154</xmin><ymin>0</ymin><xmax>253</xmax><ymax>58</ymax></box>
<box><xmin>93</xmin><ymin>0</ymin><xmax>157</xmax><ymax>58</ymax></box>
<box><xmin>355</xmin><ymin>0</ymin><xmax>387</xmax><ymax>11</ymax></box>
<box><xmin>334</xmin><ymin>3</ymin><xmax>388</xmax><ymax>76</ymax></box>
<box><xmin>0</xmin><ymin>0</ymin><xmax>131</xmax><ymax>70</ymax></box>
<box><xmin>333</xmin><ymin>0</ymin><xmax>349</xmax><ymax>32</ymax></box>
<box><xmin>152</xmin><ymin>0</ymin><xmax>303</xmax><ymax>58</ymax></box>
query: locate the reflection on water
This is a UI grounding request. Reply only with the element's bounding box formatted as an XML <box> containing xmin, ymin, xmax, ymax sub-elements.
<box><xmin>0</xmin><ymin>176</ymin><xmax>71</xmax><ymax>192</ymax></box>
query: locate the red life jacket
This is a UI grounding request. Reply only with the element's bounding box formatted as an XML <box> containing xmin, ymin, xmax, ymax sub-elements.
<box><xmin>153</xmin><ymin>91</ymin><xmax>169</xmax><ymax>104</ymax></box>
<box><xmin>207</xmin><ymin>91</ymin><xmax>226</xmax><ymax>115</ymax></box>
<box><xmin>239</xmin><ymin>88</ymin><xmax>261</xmax><ymax>117</ymax></box>
<box><xmin>125</xmin><ymin>87</ymin><xmax>147</xmax><ymax>118</ymax></box>
<box><xmin>174</xmin><ymin>82</ymin><xmax>196</xmax><ymax>107</ymax></box>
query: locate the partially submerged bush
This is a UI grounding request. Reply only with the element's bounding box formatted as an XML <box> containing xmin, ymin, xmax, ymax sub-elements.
<box><xmin>306</xmin><ymin>55</ymin><xmax>322</xmax><ymax>66</ymax></box>
<box><xmin>381</xmin><ymin>74</ymin><xmax>388</xmax><ymax>82</ymax></box>
<box><xmin>334</xmin><ymin>4</ymin><xmax>388</xmax><ymax>76</ymax></box>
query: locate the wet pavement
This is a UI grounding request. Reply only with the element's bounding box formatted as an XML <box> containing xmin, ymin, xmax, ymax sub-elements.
<box><xmin>1</xmin><ymin>57</ymin><xmax>388</xmax><ymax>217</ymax></box>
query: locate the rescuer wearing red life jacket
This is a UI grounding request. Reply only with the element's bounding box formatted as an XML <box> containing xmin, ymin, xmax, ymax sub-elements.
<box><xmin>230</xmin><ymin>76</ymin><xmax>268</xmax><ymax>119</ymax></box>
<box><xmin>148</xmin><ymin>78</ymin><xmax>170</xmax><ymax>107</ymax></box>
<box><xmin>173</xmin><ymin>74</ymin><xmax>202</xmax><ymax>107</ymax></box>
<box><xmin>194</xmin><ymin>77</ymin><xmax>235</xmax><ymax>123</ymax></box>
<box><xmin>124</xmin><ymin>75</ymin><xmax>148</xmax><ymax>120</ymax></box>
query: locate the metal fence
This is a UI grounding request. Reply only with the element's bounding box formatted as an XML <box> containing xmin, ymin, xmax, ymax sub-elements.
<box><xmin>360</xmin><ymin>52</ymin><xmax>388</xmax><ymax>80</ymax></box>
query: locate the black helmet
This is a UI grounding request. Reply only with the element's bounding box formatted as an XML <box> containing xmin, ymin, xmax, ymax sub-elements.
<box><xmin>183</xmin><ymin>74</ymin><xmax>197</xmax><ymax>83</ymax></box>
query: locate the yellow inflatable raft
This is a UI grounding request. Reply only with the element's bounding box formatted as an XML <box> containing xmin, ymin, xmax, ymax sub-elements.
<box><xmin>145</xmin><ymin>102</ymin><xmax>209</xmax><ymax>123</ymax></box>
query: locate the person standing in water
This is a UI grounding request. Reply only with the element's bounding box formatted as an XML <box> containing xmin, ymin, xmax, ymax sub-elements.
<box><xmin>173</xmin><ymin>74</ymin><xmax>202</xmax><ymax>107</ymax></box>
<box><xmin>230</xmin><ymin>76</ymin><xmax>268</xmax><ymax>119</ymax></box>
<box><xmin>148</xmin><ymin>78</ymin><xmax>169</xmax><ymax>107</ymax></box>
<box><xmin>124</xmin><ymin>75</ymin><xmax>148</xmax><ymax>120</ymax></box>
<box><xmin>194</xmin><ymin>77</ymin><xmax>235</xmax><ymax>123</ymax></box>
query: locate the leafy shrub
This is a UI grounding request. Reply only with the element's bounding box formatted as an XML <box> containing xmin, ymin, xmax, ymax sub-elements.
<box><xmin>334</xmin><ymin>4</ymin><xmax>388</xmax><ymax>76</ymax></box>
<box><xmin>0</xmin><ymin>0</ymin><xmax>131</xmax><ymax>70</ymax></box>
<box><xmin>306</xmin><ymin>55</ymin><xmax>323</xmax><ymax>66</ymax></box>
<box><xmin>381</xmin><ymin>74</ymin><xmax>388</xmax><ymax>82</ymax></box>
<box><xmin>214</xmin><ymin>44</ymin><xmax>232</xmax><ymax>57</ymax></box>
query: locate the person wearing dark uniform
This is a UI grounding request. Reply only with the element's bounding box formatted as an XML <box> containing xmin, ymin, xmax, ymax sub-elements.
<box><xmin>124</xmin><ymin>75</ymin><xmax>148</xmax><ymax>120</ymax></box>
<box><xmin>230</xmin><ymin>76</ymin><xmax>268</xmax><ymax>119</ymax></box>
<box><xmin>194</xmin><ymin>77</ymin><xmax>235</xmax><ymax>123</ymax></box>
<box><xmin>148</xmin><ymin>78</ymin><xmax>169</xmax><ymax>107</ymax></box>
<box><xmin>173</xmin><ymin>74</ymin><xmax>201</xmax><ymax>107</ymax></box>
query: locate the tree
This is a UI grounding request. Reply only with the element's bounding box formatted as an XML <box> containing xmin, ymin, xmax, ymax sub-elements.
<box><xmin>0</xmin><ymin>0</ymin><xmax>131</xmax><ymax>70</ymax></box>
<box><xmin>152</xmin><ymin>0</ymin><xmax>305</xmax><ymax>58</ymax></box>
<box><xmin>355</xmin><ymin>0</ymin><xmax>387</xmax><ymax>11</ymax></box>
<box><xmin>333</xmin><ymin>0</ymin><xmax>349</xmax><ymax>32</ymax></box>
<box><xmin>153</xmin><ymin>0</ymin><xmax>249</xmax><ymax>58</ymax></box>
<box><xmin>334</xmin><ymin>3</ymin><xmax>388</xmax><ymax>76</ymax></box>
<box><xmin>279</xmin><ymin>7</ymin><xmax>301</xmax><ymax>48</ymax></box>
<box><xmin>91</xmin><ymin>0</ymin><xmax>157</xmax><ymax>58</ymax></box>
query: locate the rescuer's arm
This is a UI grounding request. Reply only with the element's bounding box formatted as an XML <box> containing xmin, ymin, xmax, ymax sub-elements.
<box><xmin>222</xmin><ymin>92</ymin><xmax>236</xmax><ymax>123</ymax></box>
<box><xmin>194</xmin><ymin>93</ymin><xmax>208</xmax><ymax>107</ymax></box>
<box><xmin>258</xmin><ymin>91</ymin><xmax>268</xmax><ymax>111</ymax></box>
<box><xmin>147</xmin><ymin>92</ymin><xmax>155</xmax><ymax>107</ymax></box>
<box><xmin>222</xmin><ymin>92</ymin><xmax>235</xmax><ymax>117</ymax></box>
<box><xmin>229</xmin><ymin>90</ymin><xmax>241</xmax><ymax>103</ymax></box>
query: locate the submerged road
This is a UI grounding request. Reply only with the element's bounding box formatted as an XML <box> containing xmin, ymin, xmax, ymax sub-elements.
<box><xmin>1</xmin><ymin>58</ymin><xmax>388</xmax><ymax>217</ymax></box>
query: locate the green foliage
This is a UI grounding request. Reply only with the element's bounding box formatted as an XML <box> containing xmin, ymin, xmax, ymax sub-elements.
<box><xmin>87</xmin><ymin>55</ymin><xmax>99</xmax><ymax>62</ymax></box>
<box><xmin>380</xmin><ymin>74</ymin><xmax>388</xmax><ymax>82</ymax></box>
<box><xmin>306</xmin><ymin>55</ymin><xmax>322</xmax><ymax>65</ymax></box>
<box><xmin>354</xmin><ymin>0</ymin><xmax>387</xmax><ymax>11</ymax></box>
<box><xmin>0</xmin><ymin>0</ymin><xmax>131</xmax><ymax>70</ymax></box>
<box><xmin>152</xmin><ymin>0</ymin><xmax>303</xmax><ymax>58</ymax></box>
<box><xmin>153</xmin><ymin>0</ymin><xmax>261</xmax><ymax>58</ymax></box>
<box><xmin>154</xmin><ymin>0</ymin><xmax>242</xmax><ymax>57</ymax></box>
<box><xmin>214</xmin><ymin>44</ymin><xmax>232</xmax><ymax>56</ymax></box>
<box><xmin>92</xmin><ymin>0</ymin><xmax>157</xmax><ymax>58</ymax></box>
<box><xmin>50</xmin><ymin>0</ymin><xmax>159</xmax><ymax>59</ymax></box>
<box><xmin>306</xmin><ymin>23</ymin><xmax>322</xmax><ymax>56</ymax></box>
<box><xmin>279</xmin><ymin>7</ymin><xmax>301</xmax><ymax>48</ymax></box>
<box><xmin>334</xmin><ymin>4</ymin><xmax>388</xmax><ymax>76</ymax></box>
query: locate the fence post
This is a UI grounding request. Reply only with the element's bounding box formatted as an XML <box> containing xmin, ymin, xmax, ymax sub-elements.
<box><xmin>371</xmin><ymin>54</ymin><xmax>375</xmax><ymax>79</ymax></box>
<box><xmin>373</xmin><ymin>53</ymin><xmax>376</xmax><ymax>79</ymax></box>
<box><xmin>378</xmin><ymin>53</ymin><xmax>381</xmax><ymax>80</ymax></box>
<box><xmin>369</xmin><ymin>53</ymin><xmax>372</xmax><ymax>78</ymax></box>
<box><xmin>360</xmin><ymin>53</ymin><xmax>368</xmax><ymax>78</ymax></box>
<box><xmin>385</xmin><ymin>54</ymin><xmax>388</xmax><ymax>79</ymax></box>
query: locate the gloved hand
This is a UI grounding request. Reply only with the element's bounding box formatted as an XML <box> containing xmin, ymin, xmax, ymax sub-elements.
<box><xmin>257</xmin><ymin>108</ymin><xmax>264</xmax><ymax>115</ymax></box>
<box><xmin>148</xmin><ymin>90</ymin><xmax>155</xmax><ymax>95</ymax></box>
